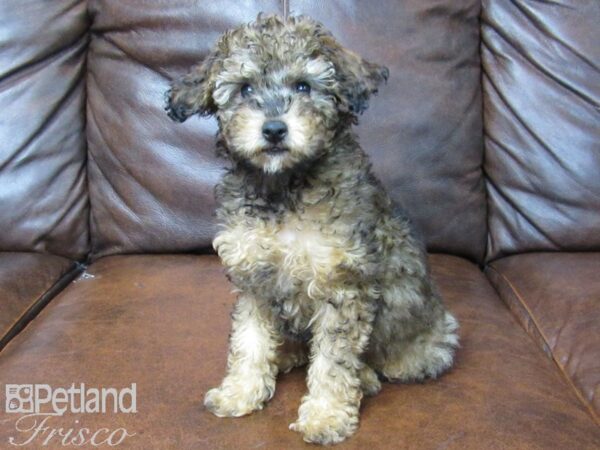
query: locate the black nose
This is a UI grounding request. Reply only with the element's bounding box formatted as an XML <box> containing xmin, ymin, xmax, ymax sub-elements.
<box><xmin>262</xmin><ymin>120</ymin><xmax>288</xmax><ymax>143</ymax></box>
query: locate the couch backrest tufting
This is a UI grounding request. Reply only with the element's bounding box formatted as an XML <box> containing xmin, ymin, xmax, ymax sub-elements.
<box><xmin>0</xmin><ymin>0</ymin><xmax>90</xmax><ymax>260</ymax></box>
<box><xmin>482</xmin><ymin>0</ymin><xmax>600</xmax><ymax>261</ymax></box>
<box><xmin>4</xmin><ymin>1</ymin><xmax>597</xmax><ymax>265</ymax></box>
<box><xmin>85</xmin><ymin>0</ymin><xmax>487</xmax><ymax>262</ymax></box>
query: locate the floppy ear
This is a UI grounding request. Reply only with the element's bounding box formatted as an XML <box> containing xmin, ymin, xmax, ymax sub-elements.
<box><xmin>321</xmin><ymin>36</ymin><xmax>389</xmax><ymax>115</ymax></box>
<box><xmin>165</xmin><ymin>49</ymin><xmax>223</xmax><ymax>123</ymax></box>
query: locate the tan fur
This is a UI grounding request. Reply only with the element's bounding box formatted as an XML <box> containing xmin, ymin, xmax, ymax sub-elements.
<box><xmin>167</xmin><ymin>14</ymin><xmax>459</xmax><ymax>445</ymax></box>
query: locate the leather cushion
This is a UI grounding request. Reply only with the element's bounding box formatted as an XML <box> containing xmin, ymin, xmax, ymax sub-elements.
<box><xmin>0</xmin><ymin>0</ymin><xmax>90</xmax><ymax>259</ymax></box>
<box><xmin>482</xmin><ymin>1</ymin><xmax>600</xmax><ymax>260</ymax></box>
<box><xmin>487</xmin><ymin>253</ymin><xmax>600</xmax><ymax>424</ymax></box>
<box><xmin>86</xmin><ymin>0</ymin><xmax>486</xmax><ymax>262</ymax></box>
<box><xmin>1</xmin><ymin>254</ymin><xmax>598</xmax><ymax>448</ymax></box>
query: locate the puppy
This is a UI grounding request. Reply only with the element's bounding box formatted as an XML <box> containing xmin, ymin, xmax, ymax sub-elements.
<box><xmin>166</xmin><ymin>14</ymin><xmax>459</xmax><ymax>445</ymax></box>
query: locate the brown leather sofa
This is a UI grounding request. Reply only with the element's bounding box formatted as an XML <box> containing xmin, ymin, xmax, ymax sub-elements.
<box><xmin>1</xmin><ymin>1</ymin><xmax>598</xmax><ymax>448</ymax></box>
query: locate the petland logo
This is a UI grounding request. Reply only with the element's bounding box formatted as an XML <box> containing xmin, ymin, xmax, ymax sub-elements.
<box><xmin>4</xmin><ymin>383</ymin><xmax>137</xmax><ymax>447</ymax></box>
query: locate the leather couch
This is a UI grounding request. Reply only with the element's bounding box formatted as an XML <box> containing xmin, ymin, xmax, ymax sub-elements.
<box><xmin>1</xmin><ymin>0</ymin><xmax>598</xmax><ymax>448</ymax></box>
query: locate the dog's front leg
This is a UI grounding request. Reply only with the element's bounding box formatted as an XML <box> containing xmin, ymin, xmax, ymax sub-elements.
<box><xmin>204</xmin><ymin>293</ymin><xmax>280</xmax><ymax>417</ymax></box>
<box><xmin>290</xmin><ymin>289</ymin><xmax>374</xmax><ymax>445</ymax></box>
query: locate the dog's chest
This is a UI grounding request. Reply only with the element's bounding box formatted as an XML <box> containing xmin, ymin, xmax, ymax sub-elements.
<box><xmin>276</xmin><ymin>217</ymin><xmax>345</xmax><ymax>277</ymax></box>
<box><xmin>215</xmin><ymin>212</ymin><xmax>346</xmax><ymax>287</ymax></box>
<box><xmin>215</xmin><ymin>211</ymin><xmax>348</xmax><ymax>335</ymax></box>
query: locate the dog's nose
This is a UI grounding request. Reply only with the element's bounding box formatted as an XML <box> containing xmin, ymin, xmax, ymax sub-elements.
<box><xmin>262</xmin><ymin>120</ymin><xmax>288</xmax><ymax>143</ymax></box>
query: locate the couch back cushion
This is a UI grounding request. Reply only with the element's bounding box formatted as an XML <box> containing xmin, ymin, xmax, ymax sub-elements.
<box><xmin>0</xmin><ymin>0</ymin><xmax>90</xmax><ymax>259</ymax></box>
<box><xmin>87</xmin><ymin>0</ymin><xmax>486</xmax><ymax>261</ymax></box>
<box><xmin>482</xmin><ymin>0</ymin><xmax>600</xmax><ymax>261</ymax></box>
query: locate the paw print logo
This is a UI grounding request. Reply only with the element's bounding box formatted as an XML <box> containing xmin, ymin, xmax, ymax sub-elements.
<box><xmin>5</xmin><ymin>385</ymin><xmax>34</xmax><ymax>413</ymax></box>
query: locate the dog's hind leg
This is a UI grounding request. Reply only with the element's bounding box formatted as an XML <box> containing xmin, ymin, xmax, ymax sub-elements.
<box><xmin>366</xmin><ymin>226</ymin><xmax>459</xmax><ymax>383</ymax></box>
<box><xmin>370</xmin><ymin>308</ymin><xmax>459</xmax><ymax>383</ymax></box>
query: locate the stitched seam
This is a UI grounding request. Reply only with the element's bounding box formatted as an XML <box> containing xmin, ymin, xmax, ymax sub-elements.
<box><xmin>488</xmin><ymin>265</ymin><xmax>600</xmax><ymax>426</ymax></box>
<box><xmin>0</xmin><ymin>261</ymin><xmax>85</xmax><ymax>353</ymax></box>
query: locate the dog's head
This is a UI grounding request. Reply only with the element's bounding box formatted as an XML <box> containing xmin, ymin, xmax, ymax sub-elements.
<box><xmin>166</xmin><ymin>14</ymin><xmax>388</xmax><ymax>174</ymax></box>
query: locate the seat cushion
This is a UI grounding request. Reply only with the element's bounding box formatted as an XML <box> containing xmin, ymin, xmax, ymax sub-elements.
<box><xmin>0</xmin><ymin>254</ymin><xmax>598</xmax><ymax>449</ymax></box>
<box><xmin>0</xmin><ymin>252</ymin><xmax>78</xmax><ymax>349</ymax></box>
<box><xmin>487</xmin><ymin>253</ymin><xmax>600</xmax><ymax>424</ymax></box>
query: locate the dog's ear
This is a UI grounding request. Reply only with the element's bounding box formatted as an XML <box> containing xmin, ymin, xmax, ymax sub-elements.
<box><xmin>165</xmin><ymin>48</ymin><xmax>224</xmax><ymax>123</ymax></box>
<box><xmin>322</xmin><ymin>36</ymin><xmax>389</xmax><ymax>115</ymax></box>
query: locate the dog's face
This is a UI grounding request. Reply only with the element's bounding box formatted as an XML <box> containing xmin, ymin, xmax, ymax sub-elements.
<box><xmin>166</xmin><ymin>15</ymin><xmax>388</xmax><ymax>174</ymax></box>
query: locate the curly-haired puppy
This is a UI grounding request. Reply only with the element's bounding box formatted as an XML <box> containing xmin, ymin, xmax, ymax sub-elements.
<box><xmin>166</xmin><ymin>14</ymin><xmax>459</xmax><ymax>445</ymax></box>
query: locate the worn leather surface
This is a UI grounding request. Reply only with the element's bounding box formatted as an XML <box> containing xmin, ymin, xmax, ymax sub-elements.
<box><xmin>487</xmin><ymin>253</ymin><xmax>600</xmax><ymax>424</ymax></box>
<box><xmin>86</xmin><ymin>0</ymin><xmax>486</xmax><ymax>262</ymax></box>
<box><xmin>0</xmin><ymin>253</ymin><xmax>73</xmax><ymax>342</ymax></box>
<box><xmin>0</xmin><ymin>0</ymin><xmax>90</xmax><ymax>259</ymax></box>
<box><xmin>1</xmin><ymin>254</ymin><xmax>598</xmax><ymax>449</ymax></box>
<box><xmin>482</xmin><ymin>0</ymin><xmax>600</xmax><ymax>261</ymax></box>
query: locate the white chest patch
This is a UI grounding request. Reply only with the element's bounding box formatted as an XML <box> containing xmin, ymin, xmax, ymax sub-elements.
<box><xmin>214</xmin><ymin>213</ymin><xmax>361</xmax><ymax>302</ymax></box>
<box><xmin>277</xmin><ymin>221</ymin><xmax>339</xmax><ymax>271</ymax></box>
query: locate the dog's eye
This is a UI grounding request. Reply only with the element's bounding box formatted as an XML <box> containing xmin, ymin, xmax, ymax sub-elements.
<box><xmin>241</xmin><ymin>83</ymin><xmax>254</xmax><ymax>98</ymax></box>
<box><xmin>295</xmin><ymin>81</ymin><xmax>311</xmax><ymax>94</ymax></box>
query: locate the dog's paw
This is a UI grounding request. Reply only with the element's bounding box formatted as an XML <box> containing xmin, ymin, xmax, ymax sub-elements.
<box><xmin>276</xmin><ymin>343</ymin><xmax>309</xmax><ymax>374</ymax></box>
<box><xmin>289</xmin><ymin>396</ymin><xmax>359</xmax><ymax>445</ymax></box>
<box><xmin>204</xmin><ymin>377</ymin><xmax>274</xmax><ymax>418</ymax></box>
<box><xmin>359</xmin><ymin>364</ymin><xmax>382</xmax><ymax>397</ymax></box>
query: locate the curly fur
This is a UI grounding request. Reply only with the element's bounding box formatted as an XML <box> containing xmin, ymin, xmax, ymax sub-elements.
<box><xmin>166</xmin><ymin>14</ymin><xmax>459</xmax><ymax>445</ymax></box>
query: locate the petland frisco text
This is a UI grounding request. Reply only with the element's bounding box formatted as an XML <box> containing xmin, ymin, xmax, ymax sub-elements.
<box><xmin>5</xmin><ymin>383</ymin><xmax>137</xmax><ymax>447</ymax></box>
